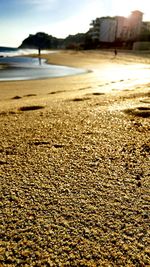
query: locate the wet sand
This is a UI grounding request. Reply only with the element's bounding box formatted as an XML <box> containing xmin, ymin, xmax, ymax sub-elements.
<box><xmin>0</xmin><ymin>50</ymin><xmax>150</xmax><ymax>266</ymax></box>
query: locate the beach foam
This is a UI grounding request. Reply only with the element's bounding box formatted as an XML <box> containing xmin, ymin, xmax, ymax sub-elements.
<box><xmin>0</xmin><ymin>47</ymin><xmax>57</xmax><ymax>57</ymax></box>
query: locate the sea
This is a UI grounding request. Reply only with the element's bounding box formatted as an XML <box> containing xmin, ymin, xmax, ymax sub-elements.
<box><xmin>0</xmin><ymin>47</ymin><xmax>86</xmax><ymax>81</ymax></box>
<box><xmin>0</xmin><ymin>46</ymin><xmax>40</xmax><ymax>57</ymax></box>
<box><xmin>0</xmin><ymin>46</ymin><xmax>45</xmax><ymax>57</ymax></box>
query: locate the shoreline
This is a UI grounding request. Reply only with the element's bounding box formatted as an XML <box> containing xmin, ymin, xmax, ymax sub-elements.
<box><xmin>0</xmin><ymin>50</ymin><xmax>150</xmax><ymax>266</ymax></box>
<box><xmin>0</xmin><ymin>50</ymin><xmax>150</xmax><ymax>101</ymax></box>
<box><xmin>0</xmin><ymin>54</ymin><xmax>88</xmax><ymax>82</ymax></box>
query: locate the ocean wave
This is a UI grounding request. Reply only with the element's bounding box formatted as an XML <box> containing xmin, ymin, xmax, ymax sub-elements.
<box><xmin>0</xmin><ymin>48</ymin><xmax>57</xmax><ymax>57</ymax></box>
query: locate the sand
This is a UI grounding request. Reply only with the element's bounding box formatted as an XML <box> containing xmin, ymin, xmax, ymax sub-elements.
<box><xmin>0</xmin><ymin>50</ymin><xmax>150</xmax><ymax>266</ymax></box>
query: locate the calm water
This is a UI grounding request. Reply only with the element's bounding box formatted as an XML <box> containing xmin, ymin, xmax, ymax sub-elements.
<box><xmin>0</xmin><ymin>48</ymin><xmax>87</xmax><ymax>81</ymax></box>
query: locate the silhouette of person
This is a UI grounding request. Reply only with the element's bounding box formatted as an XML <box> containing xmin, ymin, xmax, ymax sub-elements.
<box><xmin>114</xmin><ymin>49</ymin><xmax>117</xmax><ymax>56</ymax></box>
<box><xmin>38</xmin><ymin>47</ymin><xmax>41</xmax><ymax>56</ymax></box>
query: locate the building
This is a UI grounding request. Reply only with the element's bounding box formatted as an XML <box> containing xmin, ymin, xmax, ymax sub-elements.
<box><xmin>133</xmin><ymin>20</ymin><xmax>150</xmax><ymax>50</ymax></box>
<box><xmin>89</xmin><ymin>10</ymin><xmax>144</xmax><ymax>44</ymax></box>
<box><xmin>142</xmin><ymin>21</ymin><xmax>150</xmax><ymax>33</ymax></box>
<box><xmin>126</xmin><ymin>10</ymin><xmax>143</xmax><ymax>40</ymax></box>
<box><xmin>99</xmin><ymin>18</ymin><xmax>116</xmax><ymax>42</ymax></box>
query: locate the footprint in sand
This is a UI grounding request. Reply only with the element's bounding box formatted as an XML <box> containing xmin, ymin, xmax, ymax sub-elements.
<box><xmin>124</xmin><ymin>106</ymin><xmax>150</xmax><ymax>118</ymax></box>
<box><xmin>19</xmin><ymin>105</ymin><xmax>45</xmax><ymax>111</ymax></box>
<box><xmin>48</xmin><ymin>90</ymin><xmax>66</xmax><ymax>94</ymax></box>
<box><xmin>92</xmin><ymin>92</ymin><xmax>105</xmax><ymax>96</ymax></box>
<box><xmin>31</xmin><ymin>141</ymin><xmax>50</xmax><ymax>146</ymax></box>
<box><xmin>12</xmin><ymin>94</ymin><xmax>37</xmax><ymax>100</ymax></box>
<box><xmin>71</xmin><ymin>97</ymin><xmax>91</xmax><ymax>102</ymax></box>
<box><xmin>78</xmin><ymin>86</ymin><xmax>92</xmax><ymax>91</ymax></box>
<box><xmin>11</xmin><ymin>96</ymin><xmax>22</xmax><ymax>100</ymax></box>
<box><xmin>24</xmin><ymin>94</ymin><xmax>37</xmax><ymax>97</ymax></box>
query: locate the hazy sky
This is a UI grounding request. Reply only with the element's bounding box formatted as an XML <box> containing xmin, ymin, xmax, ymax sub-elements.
<box><xmin>0</xmin><ymin>0</ymin><xmax>150</xmax><ymax>47</ymax></box>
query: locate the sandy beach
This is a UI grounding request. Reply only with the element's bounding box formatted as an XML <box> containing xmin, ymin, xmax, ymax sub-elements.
<box><xmin>0</xmin><ymin>50</ymin><xmax>150</xmax><ymax>266</ymax></box>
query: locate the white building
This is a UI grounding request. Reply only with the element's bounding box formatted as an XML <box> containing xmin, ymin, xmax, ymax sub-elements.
<box><xmin>89</xmin><ymin>10</ymin><xmax>144</xmax><ymax>43</ymax></box>
<box><xmin>99</xmin><ymin>18</ymin><xmax>116</xmax><ymax>42</ymax></box>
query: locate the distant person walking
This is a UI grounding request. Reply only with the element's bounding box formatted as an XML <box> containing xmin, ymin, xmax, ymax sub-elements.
<box><xmin>38</xmin><ymin>47</ymin><xmax>41</xmax><ymax>56</ymax></box>
<box><xmin>114</xmin><ymin>49</ymin><xmax>117</xmax><ymax>56</ymax></box>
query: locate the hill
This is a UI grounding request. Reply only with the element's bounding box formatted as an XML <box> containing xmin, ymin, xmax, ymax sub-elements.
<box><xmin>19</xmin><ymin>32</ymin><xmax>88</xmax><ymax>50</ymax></box>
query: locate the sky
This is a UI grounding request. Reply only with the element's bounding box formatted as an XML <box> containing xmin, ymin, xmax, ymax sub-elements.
<box><xmin>0</xmin><ymin>0</ymin><xmax>150</xmax><ymax>47</ymax></box>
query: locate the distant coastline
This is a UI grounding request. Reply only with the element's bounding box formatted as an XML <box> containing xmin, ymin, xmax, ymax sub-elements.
<box><xmin>0</xmin><ymin>46</ymin><xmax>18</xmax><ymax>51</ymax></box>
